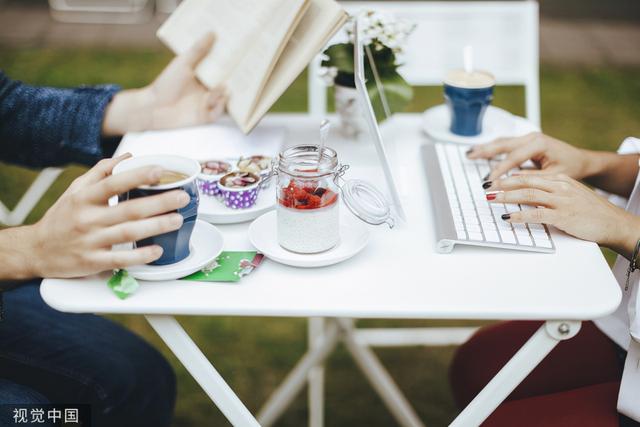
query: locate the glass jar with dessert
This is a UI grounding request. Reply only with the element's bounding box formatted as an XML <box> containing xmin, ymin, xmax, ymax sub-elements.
<box><xmin>275</xmin><ymin>144</ymin><xmax>394</xmax><ymax>254</ymax></box>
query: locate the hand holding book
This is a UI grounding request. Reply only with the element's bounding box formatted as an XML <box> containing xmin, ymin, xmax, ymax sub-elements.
<box><xmin>157</xmin><ymin>0</ymin><xmax>347</xmax><ymax>133</ymax></box>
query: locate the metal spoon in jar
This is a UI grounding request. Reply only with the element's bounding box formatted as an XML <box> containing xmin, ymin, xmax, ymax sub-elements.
<box><xmin>318</xmin><ymin>119</ymin><xmax>330</xmax><ymax>170</ymax></box>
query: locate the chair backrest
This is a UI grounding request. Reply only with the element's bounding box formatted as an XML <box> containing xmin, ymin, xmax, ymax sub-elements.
<box><xmin>308</xmin><ymin>1</ymin><xmax>540</xmax><ymax>126</ymax></box>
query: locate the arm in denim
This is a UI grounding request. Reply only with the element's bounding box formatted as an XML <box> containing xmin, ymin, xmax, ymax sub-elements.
<box><xmin>0</xmin><ymin>71</ymin><xmax>121</xmax><ymax>168</ymax></box>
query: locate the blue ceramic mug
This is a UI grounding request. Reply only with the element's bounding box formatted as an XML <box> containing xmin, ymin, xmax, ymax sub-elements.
<box><xmin>444</xmin><ymin>70</ymin><xmax>495</xmax><ymax>137</ymax></box>
<box><xmin>112</xmin><ymin>155</ymin><xmax>200</xmax><ymax>266</ymax></box>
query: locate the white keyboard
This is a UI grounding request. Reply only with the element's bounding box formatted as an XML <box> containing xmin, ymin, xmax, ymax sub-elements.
<box><xmin>422</xmin><ymin>142</ymin><xmax>555</xmax><ymax>254</ymax></box>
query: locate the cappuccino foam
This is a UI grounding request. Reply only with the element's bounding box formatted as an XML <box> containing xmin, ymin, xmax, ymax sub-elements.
<box><xmin>444</xmin><ymin>70</ymin><xmax>495</xmax><ymax>89</ymax></box>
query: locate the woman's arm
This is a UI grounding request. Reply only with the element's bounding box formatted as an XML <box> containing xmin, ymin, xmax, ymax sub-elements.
<box><xmin>485</xmin><ymin>173</ymin><xmax>640</xmax><ymax>260</ymax></box>
<box><xmin>584</xmin><ymin>151</ymin><xmax>640</xmax><ymax>198</ymax></box>
<box><xmin>468</xmin><ymin>133</ymin><xmax>639</xmax><ymax>198</ymax></box>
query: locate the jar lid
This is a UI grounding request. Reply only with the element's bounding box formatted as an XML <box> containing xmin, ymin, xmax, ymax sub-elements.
<box><xmin>342</xmin><ymin>179</ymin><xmax>395</xmax><ymax>228</ymax></box>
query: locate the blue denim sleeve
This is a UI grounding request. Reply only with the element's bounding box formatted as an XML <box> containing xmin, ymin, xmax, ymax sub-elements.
<box><xmin>0</xmin><ymin>71</ymin><xmax>122</xmax><ymax>168</ymax></box>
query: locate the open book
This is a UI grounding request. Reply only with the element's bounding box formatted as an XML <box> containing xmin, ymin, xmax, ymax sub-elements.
<box><xmin>157</xmin><ymin>0</ymin><xmax>347</xmax><ymax>134</ymax></box>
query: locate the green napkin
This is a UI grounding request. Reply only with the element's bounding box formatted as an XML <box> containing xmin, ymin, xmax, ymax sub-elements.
<box><xmin>182</xmin><ymin>251</ymin><xmax>264</xmax><ymax>283</ymax></box>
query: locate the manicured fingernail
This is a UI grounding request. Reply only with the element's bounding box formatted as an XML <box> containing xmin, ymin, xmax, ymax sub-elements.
<box><xmin>465</xmin><ymin>148</ymin><xmax>474</xmax><ymax>156</ymax></box>
<box><xmin>153</xmin><ymin>246</ymin><xmax>164</xmax><ymax>257</ymax></box>
<box><xmin>501</xmin><ymin>213</ymin><xmax>511</xmax><ymax>221</ymax></box>
<box><xmin>117</xmin><ymin>152</ymin><xmax>132</xmax><ymax>159</ymax></box>
<box><xmin>486</xmin><ymin>193</ymin><xmax>497</xmax><ymax>201</ymax></box>
<box><xmin>483</xmin><ymin>173</ymin><xmax>490</xmax><ymax>181</ymax></box>
<box><xmin>482</xmin><ymin>181</ymin><xmax>493</xmax><ymax>190</ymax></box>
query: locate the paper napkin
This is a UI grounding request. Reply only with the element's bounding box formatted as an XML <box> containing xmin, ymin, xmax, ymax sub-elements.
<box><xmin>182</xmin><ymin>251</ymin><xmax>264</xmax><ymax>283</ymax></box>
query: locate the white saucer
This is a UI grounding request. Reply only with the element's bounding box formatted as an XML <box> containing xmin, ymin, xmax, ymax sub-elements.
<box><xmin>126</xmin><ymin>220</ymin><xmax>224</xmax><ymax>281</ymax></box>
<box><xmin>422</xmin><ymin>104</ymin><xmax>539</xmax><ymax>145</ymax></box>
<box><xmin>249</xmin><ymin>210</ymin><xmax>370</xmax><ymax>268</ymax></box>
<box><xmin>199</xmin><ymin>184</ymin><xmax>276</xmax><ymax>224</ymax></box>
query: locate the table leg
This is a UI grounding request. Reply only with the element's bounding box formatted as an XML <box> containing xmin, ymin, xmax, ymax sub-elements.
<box><xmin>337</xmin><ymin>319</ymin><xmax>425</xmax><ymax>427</ymax></box>
<box><xmin>450</xmin><ymin>320</ymin><xmax>582</xmax><ymax>427</ymax></box>
<box><xmin>145</xmin><ymin>315</ymin><xmax>260</xmax><ymax>427</ymax></box>
<box><xmin>308</xmin><ymin>317</ymin><xmax>326</xmax><ymax>427</ymax></box>
<box><xmin>257</xmin><ymin>320</ymin><xmax>341</xmax><ymax>427</ymax></box>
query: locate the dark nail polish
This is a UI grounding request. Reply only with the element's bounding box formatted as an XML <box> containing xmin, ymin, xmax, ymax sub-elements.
<box><xmin>482</xmin><ymin>181</ymin><xmax>493</xmax><ymax>190</ymax></box>
<box><xmin>483</xmin><ymin>173</ymin><xmax>490</xmax><ymax>181</ymax></box>
<box><xmin>501</xmin><ymin>213</ymin><xmax>511</xmax><ymax>221</ymax></box>
<box><xmin>465</xmin><ymin>148</ymin><xmax>474</xmax><ymax>156</ymax></box>
<box><xmin>486</xmin><ymin>193</ymin><xmax>496</xmax><ymax>201</ymax></box>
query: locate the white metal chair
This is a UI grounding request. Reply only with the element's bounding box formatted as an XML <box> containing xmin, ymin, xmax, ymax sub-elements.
<box><xmin>302</xmin><ymin>2</ymin><xmax>540</xmax><ymax>426</ymax></box>
<box><xmin>0</xmin><ymin>168</ymin><xmax>62</xmax><ymax>226</ymax></box>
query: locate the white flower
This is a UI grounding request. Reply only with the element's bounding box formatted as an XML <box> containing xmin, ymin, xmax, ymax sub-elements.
<box><xmin>343</xmin><ymin>10</ymin><xmax>415</xmax><ymax>53</ymax></box>
<box><xmin>318</xmin><ymin>66</ymin><xmax>338</xmax><ymax>86</ymax></box>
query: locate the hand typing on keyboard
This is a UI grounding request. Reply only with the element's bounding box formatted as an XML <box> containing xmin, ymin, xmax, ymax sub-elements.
<box><xmin>432</xmin><ymin>142</ymin><xmax>554</xmax><ymax>251</ymax></box>
<box><xmin>473</xmin><ymin>139</ymin><xmax>640</xmax><ymax>258</ymax></box>
<box><xmin>466</xmin><ymin>132</ymin><xmax>595</xmax><ymax>182</ymax></box>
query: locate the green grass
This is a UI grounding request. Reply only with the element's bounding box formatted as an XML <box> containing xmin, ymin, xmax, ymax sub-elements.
<box><xmin>1</xmin><ymin>46</ymin><xmax>639</xmax><ymax>426</ymax></box>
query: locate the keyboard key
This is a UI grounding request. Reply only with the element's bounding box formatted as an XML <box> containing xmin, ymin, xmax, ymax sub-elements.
<box><xmin>516</xmin><ymin>233</ymin><xmax>533</xmax><ymax>246</ymax></box>
<box><xmin>498</xmin><ymin>230</ymin><xmax>517</xmax><ymax>244</ymax></box>
<box><xmin>484</xmin><ymin>231</ymin><xmax>500</xmax><ymax>242</ymax></box>
<box><xmin>534</xmin><ymin>237</ymin><xmax>553</xmax><ymax>248</ymax></box>
<box><xmin>456</xmin><ymin>228</ymin><xmax>468</xmax><ymax>240</ymax></box>
<box><xmin>467</xmin><ymin>232</ymin><xmax>484</xmax><ymax>241</ymax></box>
<box><xmin>466</xmin><ymin>223</ymin><xmax>482</xmax><ymax>233</ymax></box>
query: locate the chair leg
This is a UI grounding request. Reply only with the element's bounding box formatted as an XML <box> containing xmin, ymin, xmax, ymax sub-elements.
<box><xmin>0</xmin><ymin>168</ymin><xmax>63</xmax><ymax>226</ymax></box>
<box><xmin>308</xmin><ymin>317</ymin><xmax>326</xmax><ymax>427</ymax></box>
<box><xmin>257</xmin><ymin>320</ymin><xmax>340</xmax><ymax>427</ymax></box>
<box><xmin>354</xmin><ymin>326</ymin><xmax>480</xmax><ymax>347</ymax></box>
<box><xmin>450</xmin><ymin>320</ymin><xmax>582</xmax><ymax>427</ymax></box>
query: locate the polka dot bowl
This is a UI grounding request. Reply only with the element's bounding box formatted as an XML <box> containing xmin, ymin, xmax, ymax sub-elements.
<box><xmin>218</xmin><ymin>175</ymin><xmax>262</xmax><ymax>210</ymax></box>
<box><xmin>197</xmin><ymin>160</ymin><xmax>233</xmax><ymax>198</ymax></box>
<box><xmin>197</xmin><ymin>175</ymin><xmax>224</xmax><ymax>198</ymax></box>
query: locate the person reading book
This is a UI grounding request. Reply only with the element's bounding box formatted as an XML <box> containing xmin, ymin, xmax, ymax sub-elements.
<box><xmin>0</xmin><ymin>34</ymin><xmax>223</xmax><ymax>427</ymax></box>
<box><xmin>157</xmin><ymin>0</ymin><xmax>348</xmax><ymax>133</ymax></box>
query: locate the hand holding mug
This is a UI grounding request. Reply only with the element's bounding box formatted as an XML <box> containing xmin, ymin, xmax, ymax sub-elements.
<box><xmin>26</xmin><ymin>154</ymin><xmax>190</xmax><ymax>278</ymax></box>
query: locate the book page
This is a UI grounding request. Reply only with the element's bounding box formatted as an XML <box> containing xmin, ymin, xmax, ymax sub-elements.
<box><xmin>226</xmin><ymin>0</ymin><xmax>309</xmax><ymax>126</ymax></box>
<box><xmin>242</xmin><ymin>0</ymin><xmax>347</xmax><ymax>133</ymax></box>
<box><xmin>156</xmin><ymin>0</ymin><xmax>290</xmax><ymax>89</ymax></box>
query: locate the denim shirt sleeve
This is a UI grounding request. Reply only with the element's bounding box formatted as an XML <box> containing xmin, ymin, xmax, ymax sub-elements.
<box><xmin>0</xmin><ymin>71</ymin><xmax>122</xmax><ymax>168</ymax></box>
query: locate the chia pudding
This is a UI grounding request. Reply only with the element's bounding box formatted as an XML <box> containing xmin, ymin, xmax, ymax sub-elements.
<box><xmin>277</xmin><ymin>180</ymin><xmax>339</xmax><ymax>253</ymax></box>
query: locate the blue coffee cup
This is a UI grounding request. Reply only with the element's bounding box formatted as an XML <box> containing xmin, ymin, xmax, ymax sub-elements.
<box><xmin>444</xmin><ymin>70</ymin><xmax>495</xmax><ymax>137</ymax></box>
<box><xmin>113</xmin><ymin>155</ymin><xmax>201</xmax><ymax>266</ymax></box>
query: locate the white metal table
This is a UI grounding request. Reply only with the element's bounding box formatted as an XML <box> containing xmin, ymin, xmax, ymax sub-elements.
<box><xmin>41</xmin><ymin>113</ymin><xmax>621</xmax><ymax>426</ymax></box>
